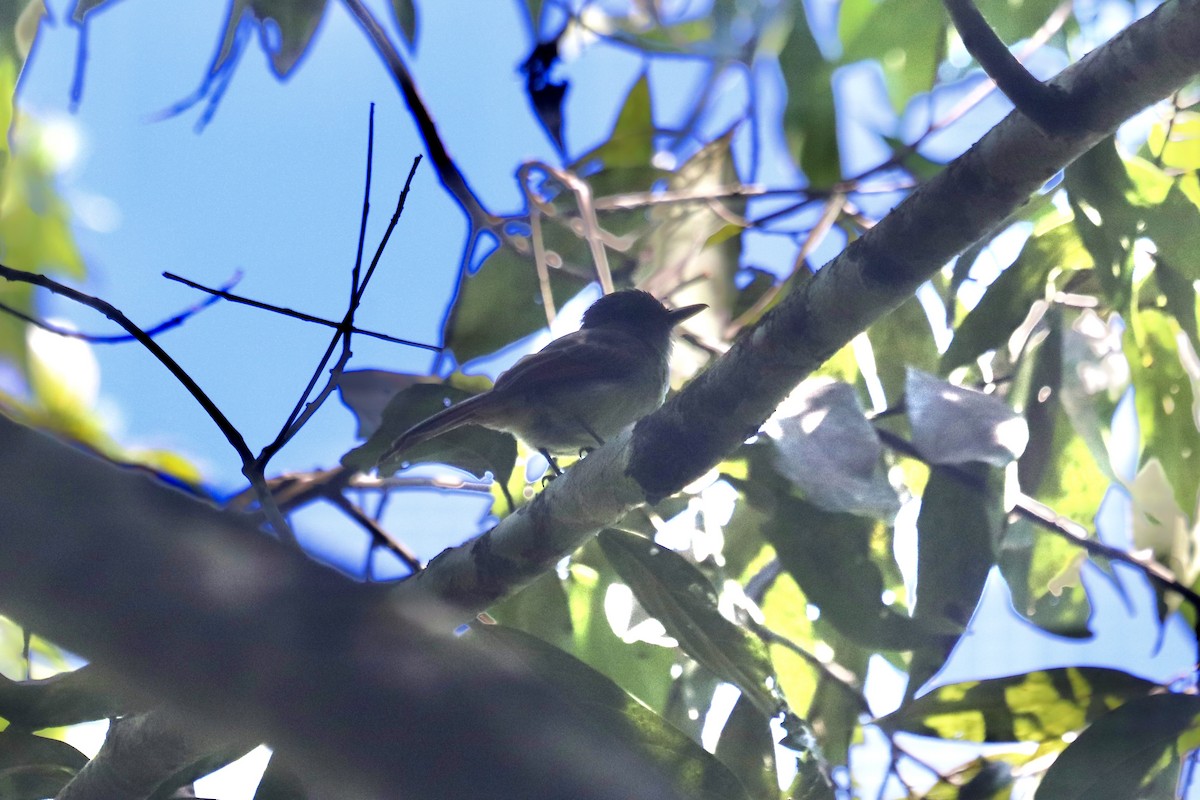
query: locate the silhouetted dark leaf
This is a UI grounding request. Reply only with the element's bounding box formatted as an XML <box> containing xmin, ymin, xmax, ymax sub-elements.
<box><xmin>0</xmin><ymin>730</ymin><xmax>87</xmax><ymax>800</ymax></box>
<box><xmin>390</xmin><ymin>0</ymin><xmax>418</xmax><ymax>49</ymax></box>
<box><xmin>1034</xmin><ymin>693</ymin><xmax>1200</xmax><ymax>799</ymax></box>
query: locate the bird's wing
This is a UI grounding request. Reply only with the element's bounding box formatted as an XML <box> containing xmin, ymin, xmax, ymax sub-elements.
<box><xmin>491</xmin><ymin>329</ymin><xmax>647</xmax><ymax>396</ymax></box>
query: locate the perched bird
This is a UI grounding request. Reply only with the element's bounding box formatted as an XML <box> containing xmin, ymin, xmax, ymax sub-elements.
<box><xmin>380</xmin><ymin>290</ymin><xmax>705</xmax><ymax>470</ymax></box>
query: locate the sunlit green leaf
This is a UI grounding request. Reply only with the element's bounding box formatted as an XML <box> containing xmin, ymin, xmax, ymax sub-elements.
<box><xmin>942</xmin><ymin>222</ymin><xmax>1091</xmax><ymax>371</ymax></box>
<box><xmin>1154</xmin><ymin>255</ymin><xmax>1200</xmax><ymax>353</ymax></box>
<box><xmin>741</xmin><ymin>458</ymin><xmax>935</xmax><ymax>651</ymax></box>
<box><xmin>881</xmin><ymin>667</ymin><xmax>1156</xmax><ymax>742</ymax></box>
<box><xmin>576</xmin><ymin>73</ymin><xmax>655</xmax><ymax>171</ymax></box>
<box><xmin>563</xmin><ymin>549</ymin><xmax>677</xmax><ymax>711</ymax></box>
<box><xmin>975</xmin><ymin>0</ymin><xmax>1070</xmax><ymax>41</ymax></box>
<box><xmin>1143</xmin><ymin>110</ymin><xmax>1200</xmax><ymax>171</ymax></box>
<box><xmin>804</xmin><ymin>620</ymin><xmax>870</xmax><ymax>767</ymax></box>
<box><xmin>840</xmin><ymin>0</ymin><xmax>943</xmax><ymax>111</ymax></box>
<box><xmin>777</xmin><ymin>8</ymin><xmax>839</xmax><ymax>186</ymax></box>
<box><xmin>0</xmin><ymin>63</ymin><xmax>86</xmax><ymax>376</ymax></box>
<box><xmin>1143</xmin><ymin>178</ymin><xmax>1200</xmax><ymax>282</ymax></box>
<box><xmin>3</xmin><ymin>0</ymin><xmax>44</xmax><ymax>65</ymax></box>
<box><xmin>1124</xmin><ymin>308</ymin><xmax>1200</xmax><ymax>515</ymax></box>
<box><xmin>637</xmin><ymin>132</ymin><xmax>744</xmax><ymax>301</ymax></box>
<box><xmin>996</xmin><ymin>519</ymin><xmax>1091</xmax><ymax>638</ymax></box>
<box><xmin>867</xmin><ymin>294</ymin><xmax>939</xmax><ymax>405</ymax></box>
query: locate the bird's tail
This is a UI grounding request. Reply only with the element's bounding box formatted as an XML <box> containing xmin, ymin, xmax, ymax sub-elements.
<box><xmin>379</xmin><ymin>392</ymin><xmax>492</xmax><ymax>464</ymax></box>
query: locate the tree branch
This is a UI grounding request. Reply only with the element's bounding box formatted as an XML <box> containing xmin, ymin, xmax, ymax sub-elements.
<box><xmin>339</xmin><ymin>0</ymin><xmax>496</xmax><ymax>231</ymax></box>
<box><xmin>0</xmin><ymin>415</ymin><xmax>685</xmax><ymax>800</ymax></box>
<box><xmin>942</xmin><ymin>0</ymin><xmax>1084</xmax><ymax>134</ymax></box>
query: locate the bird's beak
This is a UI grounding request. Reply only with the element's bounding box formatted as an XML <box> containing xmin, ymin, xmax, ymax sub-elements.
<box><xmin>668</xmin><ymin>303</ymin><xmax>707</xmax><ymax>326</ymax></box>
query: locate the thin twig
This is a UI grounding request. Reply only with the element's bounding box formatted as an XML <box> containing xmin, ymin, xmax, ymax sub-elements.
<box><xmin>325</xmin><ymin>490</ymin><xmax>422</xmax><ymax>574</ymax></box>
<box><xmin>889</xmin><ymin>737</ymin><xmax>957</xmax><ymax>784</ymax></box>
<box><xmin>528</xmin><ymin>206</ymin><xmax>557</xmax><ymax>327</ymax></box>
<box><xmin>352</xmin><ymin>103</ymin><xmax>376</xmax><ymax>298</ymax></box>
<box><xmin>0</xmin><ymin>263</ymin><xmax>252</xmax><ymax>464</ymax></box>
<box><xmin>592</xmin><ymin>183</ymin><xmax>770</xmax><ymax>211</ymax></box>
<box><xmin>0</xmin><ymin>270</ymin><xmax>236</xmax><ymax>343</ymax></box>
<box><xmin>748</xmin><ymin>618</ymin><xmax>870</xmax><ymax>714</ymax></box>
<box><xmin>728</xmin><ymin>191</ymin><xmax>846</xmax><ymax>333</ymax></box>
<box><xmin>525</xmin><ymin>161</ymin><xmax>614</xmax><ymax>293</ymax></box>
<box><xmin>259</xmin><ymin>153</ymin><xmax>423</xmax><ymax>465</ymax></box>
<box><xmin>162</xmin><ymin>272</ymin><xmax>439</xmax><ymax>350</ymax></box>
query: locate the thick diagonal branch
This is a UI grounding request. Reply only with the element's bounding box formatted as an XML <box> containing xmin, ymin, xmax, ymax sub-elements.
<box><xmin>0</xmin><ymin>417</ymin><xmax>684</xmax><ymax>800</ymax></box>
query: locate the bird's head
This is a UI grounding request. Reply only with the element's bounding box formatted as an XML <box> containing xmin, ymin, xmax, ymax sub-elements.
<box><xmin>580</xmin><ymin>289</ymin><xmax>706</xmax><ymax>333</ymax></box>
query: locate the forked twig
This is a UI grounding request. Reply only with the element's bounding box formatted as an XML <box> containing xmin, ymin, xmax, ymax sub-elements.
<box><xmin>0</xmin><ymin>261</ymin><xmax>297</xmax><ymax>546</ymax></box>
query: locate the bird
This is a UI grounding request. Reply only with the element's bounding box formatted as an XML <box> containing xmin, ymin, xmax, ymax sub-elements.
<box><xmin>379</xmin><ymin>289</ymin><xmax>705</xmax><ymax>472</ymax></box>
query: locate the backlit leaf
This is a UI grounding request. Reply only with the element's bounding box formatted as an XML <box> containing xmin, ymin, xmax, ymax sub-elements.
<box><xmin>598</xmin><ymin>529</ymin><xmax>782</xmax><ymax>718</ymax></box>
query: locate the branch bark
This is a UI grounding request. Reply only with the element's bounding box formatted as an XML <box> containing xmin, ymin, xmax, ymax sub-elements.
<box><xmin>394</xmin><ymin>0</ymin><xmax>1200</xmax><ymax>618</ymax></box>
<box><xmin>0</xmin><ymin>416</ymin><xmax>684</xmax><ymax>800</ymax></box>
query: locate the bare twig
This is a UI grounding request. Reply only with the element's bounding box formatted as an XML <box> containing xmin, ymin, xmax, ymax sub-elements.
<box><xmin>523</xmin><ymin>161</ymin><xmax>615</xmax><ymax>293</ymax></box>
<box><xmin>728</xmin><ymin>191</ymin><xmax>846</xmax><ymax>332</ymax></box>
<box><xmin>340</xmin><ymin>0</ymin><xmax>496</xmax><ymax>231</ymax></box>
<box><xmin>932</xmin><ymin>0</ymin><xmax>1074</xmax><ymax>134</ymax></box>
<box><xmin>749</xmin><ymin>619</ymin><xmax>870</xmax><ymax>714</ymax></box>
<box><xmin>325</xmin><ymin>490</ymin><xmax>422</xmax><ymax>574</ymax></box>
<box><xmin>258</xmin><ymin>142</ymin><xmax>423</xmax><ymax>465</ymax></box>
<box><xmin>162</xmin><ymin>272</ymin><xmax>438</xmax><ymax>350</ymax></box>
<box><xmin>0</xmin><ymin>264</ymin><xmax>250</xmax><ymax>461</ymax></box>
<box><xmin>528</xmin><ymin>206</ymin><xmax>557</xmax><ymax>326</ymax></box>
<box><xmin>0</xmin><ymin>271</ymin><xmax>235</xmax><ymax>343</ymax></box>
<box><xmin>592</xmin><ymin>183</ymin><xmax>770</xmax><ymax>212</ymax></box>
<box><xmin>943</xmin><ymin>0</ymin><xmax>1083</xmax><ymax>135</ymax></box>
